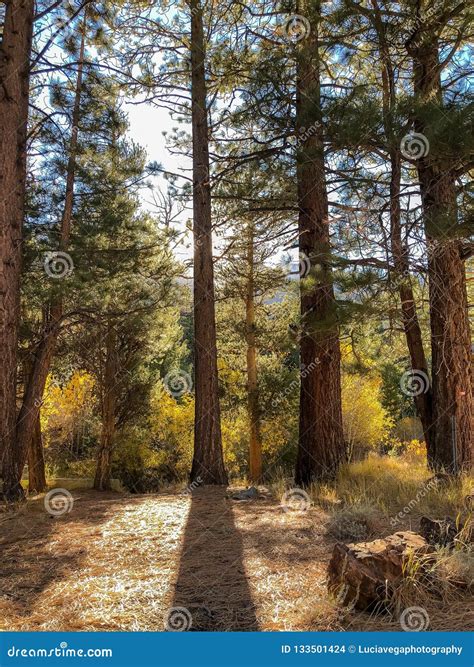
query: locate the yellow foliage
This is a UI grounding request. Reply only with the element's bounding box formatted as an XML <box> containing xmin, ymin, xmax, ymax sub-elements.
<box><xmin>149</xmin><ymin>385</ymin><xmax>296</xmax><ymax>478</ymax></box>
<box><xmin>341</xmin><ymin>373</ymin><xmax>391</xmax><ymax>455</ymax></box>
<box><xmin>221</xmin><ymin>413</ymin><xmax>245</xmax><ymax>474</ymax></box>
<box><xmin>114</xmin><ymin>424</ymin><xmax>167</xmax><ymax>473</ymax></box>
<box><xmin>404</xmin><ymin>438</ymin><xmax>426</xmax><ymax>460</ymax></box>
<box><xmin>261</xmin><ymin>416</ymin><xmax>294</xmax><ymax>455</ymax></box>
<box><xmin>218</xmin><ymin>357</ymin><xmax>242</xmax><ymax>391</ymax></box>
<box><xmin>340</xmin><ymin>339</ymin><xmax>375</xmax><ymax>370</ymax></box>
<box><xmin>149</xmin><ymin>388</ymin><xmax>194</xmax><ymax>475</ymax></box>
<box><xmin>41</xmin><ymin>371</ymin><xmax>96</xmax><ymax>442</ymax></box>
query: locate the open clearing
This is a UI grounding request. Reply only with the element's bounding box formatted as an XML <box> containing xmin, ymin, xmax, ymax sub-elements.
<box><xmin>1</xmin><ymin>487</ymin><xmax>472</xmax><ymax>632</ymax></box>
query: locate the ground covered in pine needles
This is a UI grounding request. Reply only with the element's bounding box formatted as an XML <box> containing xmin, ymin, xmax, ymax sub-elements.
<box><xmin>1</xmin><ymin>463</ymin><xmax>473</xmax><ymax>632</ymax></box>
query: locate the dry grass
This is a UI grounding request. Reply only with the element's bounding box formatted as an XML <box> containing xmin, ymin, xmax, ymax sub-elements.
<box><xmin>306</xmin><ymin>454</ymin><xmax>473</xmax><ymax>530</ymax></box>
<box><xmin>0</xmin><ymin>487</ymin><xmax>336</xmax><ymax>631</ymax></box>
<box><xmin>326</xmin><ymin>504</ymin><xmax>384</xmax><ymax>541</ymax></box>
<box><xmin>272</xmin><ymin>453</ymin><xmax>473</xmax><ymax>631</ymax></box>
<box><xmin>0</xmin><ymin>491</ymin><xmax>185</xmax><ymax>631</ymax></box>
<box><xmin>0</xmin><ymin>455</ymin><xmax>472</xmax><ymax>632</ymax></box>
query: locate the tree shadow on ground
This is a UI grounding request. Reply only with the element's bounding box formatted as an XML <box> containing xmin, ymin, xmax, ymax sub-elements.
<box><xmin>231</xmin><ymin>499</ymin><xmax>335</xmax><ymax>565</ymax></box>
<box><xmin>0</xmin><ymin>490</ymin><xmax>127</xmax><ymax>622</ymax></box>
<box><xmin>171</xmin><ymin>486</ymin><xmax>259</xmax><ymax>631</ymax></box>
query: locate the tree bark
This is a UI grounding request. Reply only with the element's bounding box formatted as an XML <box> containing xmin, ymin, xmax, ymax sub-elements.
<box><xmin>14</xmin><ymin>22</ymin><xmax>86</xmax><ymax>488</ymax></box>
<box><xmin>189</xmin><ymin>0</ymin><xmax>228</xmax><ymax>485</ymax></box>
<box><xmin>93</xmin><ymin>323</ymin><xmax>118</xmax><ymax>491</ymax></box>
<box><xmin>294</xmin><ymin>2</ymin><xmax>345</xmax><ymax>485</ymax></box>
<box><xmin>21</xmin><ymin>354</ymin><xmax>47</xmax><ymax>493</ymax></box>
<box><xmin>245</xmin><ymin>224</ymin><xmax>263</xmax><ymax>483</ymax></box>
<box><xmin>389</xmin><ymin>150</ymin><xmax>434</xmax><ymax>461</ymax></box>
<box><xmin>0</xmin><ymin>0</ymin><xmax>35</xmax><ymax>500</ymax></box>
<box><xmin>407</xmin><ymin>25</ymin><xmax>473</xmax><ymax>472</ymax></box>
<box><xmin>28</xmin><ymin>414</ymin><xmax>47</xmax><ymax>494</ymax></box>
<box><xmin>371</xmin><ymin>3</ymin><xmax>435</xmax><ymax>461</ymax></box>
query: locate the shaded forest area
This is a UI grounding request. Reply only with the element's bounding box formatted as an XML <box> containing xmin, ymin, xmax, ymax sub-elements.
<box><xmin>0</xmin><ymin>0</ymin><xmax>473</xmax><ymax>633</ymax></box>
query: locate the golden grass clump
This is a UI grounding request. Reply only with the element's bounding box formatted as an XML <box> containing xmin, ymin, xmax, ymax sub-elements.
<box><xmin>326</xmin><ymin>504</ymin><xmax>383</xmax><ymax>541</ymax></box>
<box><xmin>327</xmin><ymin>454</ymin><xmax>472</xmax><ymax>521</ymax></box>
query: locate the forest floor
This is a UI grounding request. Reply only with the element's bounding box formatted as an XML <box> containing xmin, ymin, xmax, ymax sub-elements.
<box><xmin>1</xmin><ymin>480</ymin><xmax>472</xmax><ymax>632</ymax></box>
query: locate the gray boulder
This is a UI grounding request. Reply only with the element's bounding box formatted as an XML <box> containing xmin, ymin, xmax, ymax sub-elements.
<box><xmin>231</xmin><ymin>486</ymin><xmax>259</xmax><ymax>501</ymax></box>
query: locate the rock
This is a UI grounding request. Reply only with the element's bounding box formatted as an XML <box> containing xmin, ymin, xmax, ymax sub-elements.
<box><xmin>231</xmin><ymin>486</ymin><xmax>259</xmax><ymax>501</ymax></box>
<box><xmin>327</xmin><ymin>531</ymin><xmax>433</xmax><ymax>611</ymax></box>
<box><xmin>420</xmin><ymin>516</ymin><xmax>458</xmax><ymax>547</ymax></box>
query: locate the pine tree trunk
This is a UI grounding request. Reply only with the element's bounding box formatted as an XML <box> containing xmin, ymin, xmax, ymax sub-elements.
<box><xmin>373</xmin><ymin>9</ymin><xmax>435</xmax><ymax>460</ymax></box>
<box><xmin>372</xmin><ymin>4</ymin><xmax>435</xmax><ymax>460</ymax></box>
<box><xmin>294</xmin><ymin>3</ymin><xmax>345</xmax><ymax>485</ymax></box>
<box><xmin>426</xmin><ymin>238</ymin><xmax>473</xmax><ymax>471</ymax></box>
<box><xmin>245</xmin><ymin>225</ymin><xmax>263</xmax><ymax>483</ymax></box>
<box><xmin>28</xmin><ymin>415</ymin><xmax>47</xmax><ymax>494</ymax></box>
<box><xmin>93</xmin><ymin>324</ymin><xmax>118</xmax><ymax>491</ymax></box>
<box><xmin>0</xmin><ymin>0</ymin><xmax>35</xmax><ymax>500</ymax></box>
<box><xmin>189</xmin><ymin>0</ymin><xmax>228</xmax><ymax>485</ymax></box>
<box><xmin>389</xmin><ymin>152</ymin><xmax>434</xmax><ymax>461</ymax></box>
<box><xmin>407</xmin><ymin>30</ymin><xmax>473</xmax><ymax>472</ymax></box>
<box><xmin>14</xmin><ymin>24</ymin><xmax>86</xmax><ymax>486</ymax></box>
